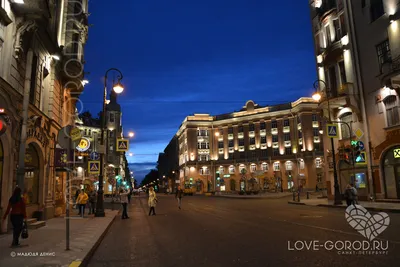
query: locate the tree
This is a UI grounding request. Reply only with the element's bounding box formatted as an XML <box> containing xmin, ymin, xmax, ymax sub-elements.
<box><xmin>140</xmin><ymin>169</ymin><xmax>159</xmax><ymax>187</ymax></box>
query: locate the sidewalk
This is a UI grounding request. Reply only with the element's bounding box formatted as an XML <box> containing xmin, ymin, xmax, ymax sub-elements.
<box><xmin>288</xmin><ymin>198</ymin><xmax>400</xmax><ymax>213</ymax></box>
<box><xmin>0</xmin><ymin>209</ymin><xmax>118</xmax><ymax>267</ymax></box>
<box><xmin>212</xmin><ymin>192</ymin><xmax>293</xmax><ymax>199</ymax></box>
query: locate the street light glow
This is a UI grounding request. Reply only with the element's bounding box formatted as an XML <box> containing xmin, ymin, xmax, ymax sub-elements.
<box><xmin>113</xmin><ymin>81</ymin><xmax>124</xmax><ymax>94</ymax></box>
<box><xmin>128</xmin><ymin>132</ymin><xmax>134</xmax><ymax>138</ymax></box>
<box><xmin>312</xmin><ymin>92</ymin><xmax>321</xmax><ymax>101</ymax></box>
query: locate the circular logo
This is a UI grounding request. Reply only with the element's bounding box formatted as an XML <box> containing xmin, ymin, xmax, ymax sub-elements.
<box><xmin>76</xmin><ymin>137</ymin><xmax>90</xmax><ymax>152</ymax></box>
<box><xmin>10</xmin><ymin>251</ymin><xmax>16</xmax><ymax>257</ymax></box>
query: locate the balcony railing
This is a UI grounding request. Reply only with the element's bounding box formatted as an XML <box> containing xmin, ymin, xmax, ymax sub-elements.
<box><xmin>380</xmin><ymin>55</ymin><xmax>400</xmax><ymax>80</ymax></box>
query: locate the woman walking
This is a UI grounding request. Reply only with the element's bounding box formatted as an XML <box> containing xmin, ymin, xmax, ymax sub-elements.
<box><xmin>148</xmin><ymin>187</ymin><xmax>157</xmax><ymax>216</ymax></box>
<box><xmin>76</xmin><ymin>190</ymin><xmax>88</xmax><ymax>216</ymax></box>
<box><xmin>2</xmin><ymin>187</ymin><xmax>27</xmax><ymax>247</ymax></box>
<box><xmin>120</xmin><ymin>189</ymin><xmax>129</xmax><ymax>219</ymax></box>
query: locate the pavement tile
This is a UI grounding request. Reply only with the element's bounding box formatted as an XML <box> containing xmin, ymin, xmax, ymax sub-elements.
<box><xmin>0</xmin><ymin>209</ymin><xmax>118</xmax><ymax>267</ymax></box>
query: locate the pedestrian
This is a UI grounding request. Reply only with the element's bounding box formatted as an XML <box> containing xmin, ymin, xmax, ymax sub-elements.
<box><xmin>350</xmin><ymin>183</ymin><xmax>358</xmax><ymax>204</ymax></box>
<box><xmin>344</xmin><ymin>184</ymin><xmax>356</xmax><ymax>207</ymax></box>
<box><xmin>120</xmin><ymin>189</ymin><xmax>129</xmax><ymax>219</ymax></box>
<box><xmin>88</xmin><ymin>189</ymin><xmax>96</xmax><ymax>215</ymax></box>
<box><xmin>76</xmin><ymin>190</ymin><xmax>88</xmax><ymax>216</ymax></box>
<box><xmin>127</xmin><ymin>189</ymin><xmax>131</xmax><ymax>204</ymax></box>
<box><xmin>175</xmin><ymin>185</ymin><xmax>184</xmax><ymax>210</ymax></box>
<box><xmin>148</xmin><ymin>187</ymin><xmax>157</xmax><ymax>216</ymax></box>
<box><xmin>2</xmin><ymin>187</ymin><xmax>27</xmax><ymax>247</ymax></box>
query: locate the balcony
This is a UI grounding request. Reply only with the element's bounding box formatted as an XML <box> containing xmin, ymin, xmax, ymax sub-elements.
<box><xmin>228</xmin><ymin>134</ymin><xmax>234</xmax><ymax>140</ymax></box>
<box><xmin>312</xmin><ymin>121</ymin><xmax>319</xmax><ymax>128</ymax></box>
<box><xmin>260</xmin><ymin>129</ymin><xmax>266</xmax><ymax>136</ymax></box>
<box><xmin>284</xmin><ymin>141</ymin><xmax>291</xmax><ymax>147</ymax></box>
<box><xmin>299</xmin><ymin>138</ymin><xmax>303</xmax><ymax>145</ymax></box>
<box><xmin>238</xmin><ymin>132</ymin><xmax>244</xmax><ymax>139</ymax></box>
<box><xmin>271</xmin><ymin>128</ymin><xmax>278</xmax><ymax>135</ymax></box>
<box><xmin>218</xmin><ymin>136</ymin><xmax>223</xmax><ymax>141</ymax></box>
<box><xmin>249</xmin><ymin>131</ymin><xmax>255</xmax><ymax>138</ymax></box>
<box><xmin>297</xmin><ymin>123</ymin><xmax>302</xmax><ymax>130</ymax></box>
<box><xmin>316</xmin><ymin>0</ymin><xmax>337</xmax><ymax>22</ymax></box>
<box><xmin>272</xmin><ymin>142</ymin><xmax>279</xmax><ymax>148</ymax></box>
<box><xmin>283</xmin><ymin>126</ymin><xmax>290</xmax><ymax>133</ymax></box>
<box><xmin>238</xmin><ymin>146</ymin><xmax>245</xmax><ymax>152</ymax></box>
<box><xmin>249</xmin><ymin>145</ymin><xmax>256</xmax><ymax>150</ymax></box>
<box><xmin>261</xmin><ymin>144</ymin><xmax>267</xmax><ymax>150</ymax></box>
<box><xmin>229</xmin><ymin>147</ymin><xmax>234</xmax><ymax>153</ymax></box>
<box><xmin>314</xmin><ymin>136</ymin><xmax>321</xmax><ymax>143</ymax></box>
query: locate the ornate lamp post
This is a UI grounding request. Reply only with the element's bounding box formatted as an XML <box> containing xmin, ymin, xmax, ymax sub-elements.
<box><xmin>95</xmin><ymin>68</ymin><xmax>124</xmax><ymax>217</ymax></box>
<box><xmin>312</xmin><ymin>80</ymin><xmax>342</xmax><ymax>205</ymax></box>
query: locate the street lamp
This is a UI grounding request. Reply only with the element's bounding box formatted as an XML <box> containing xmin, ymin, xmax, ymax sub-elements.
<box><xmin>313</xmin><ymin>80</ymin><xmax>342</xmax><ymax>205</ymax></box>
<box><xmin>128</xmin><ymin>132</ymin><xmax>134</xmax><ymax>138</ymax></box>
<box><xmin>95</xmin><ymin>68</ymin><xmax>124</xmax><ymax>217</ymax></box>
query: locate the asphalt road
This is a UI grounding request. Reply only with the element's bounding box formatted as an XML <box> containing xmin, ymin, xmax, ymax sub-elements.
<box><xmin>89</xmin><ymin>195</ymin><xmax>400</xmax><ymax>267</ymax></box>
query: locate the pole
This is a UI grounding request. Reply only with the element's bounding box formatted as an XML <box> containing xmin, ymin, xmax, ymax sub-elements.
<box><xmin>66</xmin><ymin>127</ymin><xmax>72</xmax><ymax>251</ymax></box>
<box><xmin>16</xmin><ymin>50</ymin><xmax>34</xmax><ymax>191</ymax></box>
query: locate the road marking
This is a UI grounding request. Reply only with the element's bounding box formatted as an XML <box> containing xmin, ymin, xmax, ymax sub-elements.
<box><xmin>69</xmin><ymin>261</ymin><xmax>81</xmax><ymax>267</ymax></box>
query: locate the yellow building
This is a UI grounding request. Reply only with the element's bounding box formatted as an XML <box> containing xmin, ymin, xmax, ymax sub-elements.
<box><xmin>175</xmin><ymin>98</ymin><xmax>324</xmax><ymax>193</ymax></box>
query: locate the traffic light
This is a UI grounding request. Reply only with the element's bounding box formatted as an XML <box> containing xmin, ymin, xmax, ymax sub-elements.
<box><xmin>351</xmin><ymin>140</ymin><xmax>361</xmax><ymax>159</ymax></box>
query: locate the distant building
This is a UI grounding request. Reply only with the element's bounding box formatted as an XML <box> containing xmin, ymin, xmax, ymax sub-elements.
<box><xmin>157</xmin><ymin>136</ymin><xmax>179</xmax><ymax>192</ymax></box>
<box><xmin>174</xmin><ymin>98</ymin><xmax>323</xmax><ymax>193</ymax></box>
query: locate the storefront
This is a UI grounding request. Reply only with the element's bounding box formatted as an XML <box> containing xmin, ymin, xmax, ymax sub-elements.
<box><xmin>381</xmin><ymin>145</ymin><xmax>400</xmax><ymax>199</ymax></box>
<box><xmin>24</xmin><ymin>143</ymin><xmax>42</xmax><ymax>214</ymax></box>
<box><xmin>338</xmin><ymin>160</ymin><xmax>368</xmax><ymax>198</ymax></box>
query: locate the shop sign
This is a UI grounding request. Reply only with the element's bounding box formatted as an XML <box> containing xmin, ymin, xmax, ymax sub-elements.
<box><xmin>27</xmin><ymin>127</ymin><xmax>49</xmax><ymax>147</ymax></box>
<box><xmin>55</xmin><ymin>148</ymin><xmax>68</xmax><ymax>168</ymax></box>
<box><xmin>0</xmin><ymin>118</ymin><xmax>7</xmax><ymax>137</ymax></box>
<box><xmin>76</xmin><ymin>137</ymin><xmax>90</xmax><ymax>152</ymax></box>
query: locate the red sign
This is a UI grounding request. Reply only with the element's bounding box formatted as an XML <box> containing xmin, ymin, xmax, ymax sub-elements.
<box><xmin>0</xmin><ymin>118</ymin><xmax>6</xmax><ymax>137</ymax></box>
<box><xmin>0</xmin><ymin>108</ymin><xmax>4</xmax><ymax>113</ymax></box>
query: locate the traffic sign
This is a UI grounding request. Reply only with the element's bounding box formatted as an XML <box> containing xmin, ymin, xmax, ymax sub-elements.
<box><xmin>90</xmin><ymin>151</ymin><xmax>100</xmax><ymax>161</ymax></box>
<box><xmin>394</xmin><ymin>148</ymin><xmax>400</xmax><ymax>159</ymax></box>
<box><xmin>88</xmin><ymin>161</ymin><xmax>100</xmax><ymax>174</ymax></box>
<box><xmin>354</xmin><ymin>128</ymin><xmax>364</xmax><ymax>140</ymax></box>
<box><xmin>116</xmin><ymin>138</ymin><xmax>129</xmax><ymax>151</ymax></box>
<box><xmin>355</xmin><ymin>151</ymin><xmax>367</xmax><ymax>165</ymax></box>
<box><xmin>326</xmin><ymin>124</ymin><xmax>338</xmax><ymax>138</ymax></box>
<box><xmin>358</xmin><ymin>141</ymin><xmax>364</xmax><ymax>150</ymax></box>
<box><xmin>76</xmin><ymin>137</ymin><xmax>90</xmax><ymax>152</ymax></box>
<box><xmin>70</xmin><ymin>128</ymin><xmax>82</xmax><ymax>141</ymax></box>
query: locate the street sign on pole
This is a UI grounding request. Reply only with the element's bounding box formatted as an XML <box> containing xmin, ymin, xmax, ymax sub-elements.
<box><xmin>88</xmin><ymin>161</ymin><xmax>100</xmax><ymax>174</ymax></box>
<box><xmin>354</xmin><ymin>128</ymin><xmax>364</xmax><ymax>140</ymax></box>
<box><xmin>70</xmin><ymin>128</ymin><xmax>82</xmax><ymax>141</ymax></box>
<box><xmin>90</xmin><ymin>151</ymin><xmax>100</xmax><ymax>161</ymax></box>
<box><xmin>326</xmin><ymin>124</ymin><xmax>338</xmax><ymax>138</ymax></box>
<box><xmin>355</xmin><ymin>151</ymin><xmax>367</xmax><ymax>165</ymax></box>
<box><xmin>358</xmin><ymin>141</ymin><xmax>365</xmax><ymax>150</ymax></box>
<box><xmin>116</xmin><ymin>138</ymin><xmax>129</xmax><ymax>151</ymax></box>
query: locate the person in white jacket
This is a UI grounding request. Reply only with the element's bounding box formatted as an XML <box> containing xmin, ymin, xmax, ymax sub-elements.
<box><xmin>119</xmin><ymin>189</ymin><xmax>129</xmax><ymax>219</ymax></box>
<box><xmin>148</xmin><ymin>187</ymin><xmax>157</xmax><ymax>216</ymax></box>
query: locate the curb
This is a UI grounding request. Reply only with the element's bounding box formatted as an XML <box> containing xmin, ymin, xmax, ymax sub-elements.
<box><xmin>317</xmin><ymin>204</ymin><xmax>400</xmax><ymax>213</ymax></box>
<box><xmin>288</xmin><ymin>201</ymin><xmax>306</xmax><ymax>205</ymax></box>
<box><xmin>75</xmin><ymin>213</ymin><xmax>117</xmax><ymax>267</ymax></box>
<box><xmin>213</xmin><ymin>195</ymin><xmax>291</xmax><ymax>199</ymax></box>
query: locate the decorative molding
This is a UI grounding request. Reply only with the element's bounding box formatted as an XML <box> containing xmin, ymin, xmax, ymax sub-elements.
<box><xmin>14</xmin><ymin>20</ymin><xmax>38</xmax><ymax>59</ymax></box>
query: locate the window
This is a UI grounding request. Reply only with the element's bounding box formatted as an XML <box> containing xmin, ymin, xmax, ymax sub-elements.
<box><xmin>240</xmin><ymin>152</ymin><xmax>245</xmax><ymax>159</ymax></box>
<box><xmin>333</xmin><ymin>19</ymin><xmax>341</xmax><ymax>42</ymax></box>
<box><xmin>250</xmin><ymin>137</ymin><xmax>255</xmax><ymax>145</ymax></box>
<box><xmin>229</xmin><ymin>165</ymin><xmax>235</xmax><ymax>174</ymax></box>
<box><xmin>228</xmin><ymin>153</ymin><xmax>234</xmax><ymax>159</ymax></box>
<box><xmin>339</xmin><ymin>13</ymin><xmax>347</xmax><ymax>36</ymax></box>
<box><xmin>250</xmin><ymin>164</ymin><xmax>257</xmax><ymax>172</ymax></box>
<box><xmin>285</xmin><ymin>161</ymin><xmax>293</xmax><ymax>171</ymax></box>
<box><xmin>228</xmin><ymin>127</ymin><xmax>233</xmax><ymax>134</ymax></box>
<box><xmin>29</xmin><ymin>55</ymin><xmax>38</xmax><ymax>104</ymax></box>
<box><xmin>239</xmin><ymin>139</ymin><xmax>245</xmax><ymax>146</ymax></box>
<box><xmin>199</xmin><ymin>155</ymin><xmax>209</xmax><ymax>161</ymax></box>
<box><xmin>219</xmin><ymin>129</ymin><xmax>223</xmax><ymax>136</ymax></box>
<box><xmin>325</xmin><ymin>24</ymin><xmax>331</xmax><ymax>45</ymax></box>
<box><xmin>316</xmin><ymin>158</ymin><xmax>322</xmax><ymax>168</ymax></box>
<box><xmin>219</xmin><ymin>166</ymin><xmax>224</xmax><ymax>174</ymax></box>
<box><xmin>261</xmin><ymin>136</ymin><xmax>267</xmax><ymax>144</ymax></box>
<box><xmin>238</xmin><ymin>126</ymin><xmax>244</xmax><ymax>132</ymax></box>
<box><xmin>200</xmin><ymin>167</ymin><xmax>210</xmax><ymax>175</ymax></box>
<box><xmin>273</xmin><ymin>148</ymin><xmax>279</xmax><ymax>156</ymax></box>
<box><xmin>313</xmin><ymin>128</ymin><xmax>320</xmax><ymax>137</ymax></box>
<box><xmin>299</xmin><ymin>159</ymin><xmax>305</xmax><ymax>169</ymax></box>
<box><xmin>283</xmin><ymin>120</ymin><xmax>289</xmax><ymax>127</ymax></box>
<box><xmin>228</xmin><ymin>140</ymin><xmax>234</xmax><ymax>147</ymax></box>
<box><xmin>312</xmin><ymin>114</ymin><xmax>317</xmax><ymax>121</ymax></box>
<box><xmin>284</xmin><ymin>133</ymin><xmax>290</xmax><ymax>141</ymax></box>
<box><xmin>217</xmin><ymin>141</ymin><xmax>224</xmax><ymax>149</ymax></box>
<box><xmin>285</xmin><ymin>147</ymin><xmax>292</xmax><ymax>155</ymax></box>
<box><xmin>260</xmin><ymin>149</ymin><xmax>267</xmax><ymax>158</ymax></box>
<box><xmin>315</xmin><ymin>32</ymin><xmax>322</xmax><ymax>52</ymax></box>
<box><xmin>249</xmin><ymin>124</ymin><xmax>255</xmax><ymax>131</ymax></box>
<box><xmin>250</xmin><ymin>151</ymin><xmax>257</xmax><ymax>159</ymax></box>
<box><xmin>337</xmin><ymin>0</ymin><xmax>343</xmax><ymax>10</ymax></box>
<box><xmin>271</xmin><ymin>120</ymin><xmax>277</xmax><ymax>129</ymax></box>
<box><xmin>376</xmin><ymin>40</ymin><xmax>391</xmax><ymax>72</ymax></box>
<box><xmin>328</xmin><ymin>65</ymin><xmax>338</xmax><ymax>96</ymax></box>
<box><xmin>385</xmin><ymin>95</ymin><xmax>400</xmax><ymax>127</ymax></box>
<box><xmin>317</xmin><ymin>173</ymin><xmax>323</xmax><ymax>183</ymax></box>
<box><xmin>273</xmin><ymin>162</ymin><xmax>280</xmax><ymax>171</ymax></box>
<box><xmin>340</xmin><ymin>112</ymin><xmax>352</xmax><ymax>139</ymax></box>
<box><xmin>370</xmin><ymin>0</ymin><xmax>384</xmax><ymax>22</ymax></box>
<box><xmin>239</xmin><ymin>164</ymin><xmax>246</xmax><ymax>173</ymax></box>
<box><xmin>314</xmin><ymin>143</ymin><xmax>321</xmax><ymax>151</ymax></box>
<box><xmin>338</xmin><ymin>61</ymin><xmax>347</xmax><ymax>85</ymax></box>
<box><xmin>298</xmin><ymin>131</ymin><xmax>303</xmax><ymax>139</ymax></box>
<box><xmin>261</xmin><ymin>163</ymin><xmax>269</xmax><ymax>171</ymax></box>
<box><xmin>260</xmin><ymin>122</ymin><xmax>266</xmax><ymax>129</ymax></box>
<box><xmin>109</xmin><ymin>113</ymin><xmax>115</xmax><ymax>122</ymax></box>
<box><xmin>272</xmin><ymin>135</ymin><xmax>278</xmax><ymax>142</ymax></box>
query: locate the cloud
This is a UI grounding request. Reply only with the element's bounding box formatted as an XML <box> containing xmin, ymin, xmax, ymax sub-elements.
<box><xmin>129</xmin><ymin>162</ymin><xmax>157</xmax><ymax>183</ymax></box>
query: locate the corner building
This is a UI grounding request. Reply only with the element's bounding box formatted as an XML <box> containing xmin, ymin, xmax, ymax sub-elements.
<box><xmin>176</xmin><ymin>98</ymin><xmax>324</xmax><ymax>193</ymax></box>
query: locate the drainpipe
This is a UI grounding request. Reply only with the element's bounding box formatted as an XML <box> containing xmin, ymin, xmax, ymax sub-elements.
<box><xmin>16</xmin><ymin>49</ymin><xmax>34</xmax><ymax>192</ymax></box>
<box><xmin>346</xmin><ymin>0</ymin><xmax>375</xmax><ymax>199</ymax></box>
<box><xmin>289</xmin><ymin>109</ymin><xmax>297</xmax><ymax>191</ymax></box>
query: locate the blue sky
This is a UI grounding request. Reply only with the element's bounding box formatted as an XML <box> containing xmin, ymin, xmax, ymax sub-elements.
<box><xmin>79</xmin><ymin>0</ymin><xmax>317</xmax><ymax>182</ymax></box>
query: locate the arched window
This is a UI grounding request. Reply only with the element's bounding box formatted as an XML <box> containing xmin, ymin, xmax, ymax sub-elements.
<box><xmin>285</xmin><ymin>161</ymin><xmax>293</xmax><ymax>171</ymax></box>
<box><xmin>229</xmin><ymin>165</ymin><xmax>235</xmax><ymax>174</ymax></box>
<box><xmin>384</xmin><ymin>95</ymin><xmax>399</xmax><ymax>127</ymax></box>
<box><xmin>261</xmin><ymin>162</ymin><xmax>269</xmax><ymax>171</ymax></box>
<box><xmin>250</xmin><ymin>164</ymin><xmax>257</xmax><ymax>172</ymax></box>
<box><xmin>340</xmin><ymin>112</ymin><xmax>352</xmax><ymax>139</ymax></box>
<box><xmin>239</xmin><ymin>164</ymin><xmax>246</xmax><ymax>173</ymax></box>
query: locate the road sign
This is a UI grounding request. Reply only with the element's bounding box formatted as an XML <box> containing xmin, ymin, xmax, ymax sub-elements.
<box><xmin>358</xmin><ymin>141</ymin><xmax>365</xmax><ymax>150</ymax></box>
<box><xmin>90</xmin><ymin>151</ymin><xmax>100</xmax><ymax>161</ymax></box>
<box><xmin>394</xmin><ymin>148</ymin><xmax>400</xmax><ymax>159</ymax></box>
<box><xmin>326</xmin><ymin>124</ymin><xmax>338</xmax><ymax>138</ymax></box>
<box><xmin>76</xmin><ymin>137</ymin><xmax>90</xmax><ymax>152</ymax></box>
<box><xmin>116</xmin><ymin>138</ymin><xmax>129</xmax><ymax>151</ymax></box>
<box><xmin>88</xmin><ymin>161</ymin><xmax>100</xmax><ymax>174</ymax></box>
<box><xmin>355</xmin><ymin>151</ymin><xmax>367</xmax><ymax>165</ymax></box>
<box><xmin>70</xmin><ymin>128</ymin><xmax>82</xmax><ymax>141</ymax></box>
<box><xmin>354</xmin><ymin>128</ymin><xmax>364</xmax><ymax>140</ymax></box>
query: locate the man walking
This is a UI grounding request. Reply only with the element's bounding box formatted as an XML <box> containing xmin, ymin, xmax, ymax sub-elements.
<box><xmin>175</xmin><ymin>185</ymin><xmax>184</xmax><ymax>210</ymax></box>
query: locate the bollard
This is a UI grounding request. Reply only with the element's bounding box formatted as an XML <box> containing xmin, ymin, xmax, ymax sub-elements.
<box><xmin>307</xmin><ymin>191</ymin><xmax>310</xmax><ymax>199</ymax></box>
<box><xmin>293</xmin><ymin>191</ymin><xmax>295</xmax><ymax>201</ymax></box>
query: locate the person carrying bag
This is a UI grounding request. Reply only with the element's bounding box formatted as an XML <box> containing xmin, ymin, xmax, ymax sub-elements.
<box><xmin>2</xmin><ymin>187</ymin><xmax>27</xmax><ymax>247</ymax></box>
